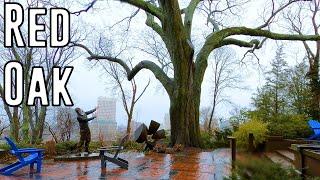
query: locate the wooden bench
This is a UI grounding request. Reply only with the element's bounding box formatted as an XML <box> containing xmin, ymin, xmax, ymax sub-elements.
<box><xmin>99</xmin><ymin>135</ymin><xmax>129</xmax><ymax>170</ymax></box>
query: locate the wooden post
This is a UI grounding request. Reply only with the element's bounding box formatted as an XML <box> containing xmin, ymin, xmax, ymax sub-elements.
<box><xmin>299</xmin><ymin>148</ymin><xmax>306</xmax><ymax>180</ymax></box>
<box><xmin>228</xmin><ymin>136</ymin><xmax>236</xmax><ymax>168</ymax></box>
<box><xmin>248</xmin><ymin>133</ymin><xmax>254</xmax><ymax>153</ymax></box>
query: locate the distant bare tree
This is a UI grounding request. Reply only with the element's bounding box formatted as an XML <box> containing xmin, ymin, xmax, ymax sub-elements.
<box><xmin>45</xmin><ymin>122</ymin><xmax>59</xmax><ymax>143</ymax></box>
<box><xmin>102</xmin><ymin>62</ymin><xmax>150</xmax><ymax>138</ymax></box>
<box><xmin>200</xmin><ymin>106</ymin><xmax>217</xmax><ymax>131</ymax></box>
<box><xmin>284</xmin><ymin>0</ymin><xmax>320</xmax><ymax>119</ymax></box>
<box><xmin>0</xmin><ymin>0</ymin><xmax>81</xmax><ymax>143</ymax></box>
<box><xmin>207</xmin><ymin>47</ymin><xmax>243</xmax><ymax>132</ymax></box>
<box><xmin>91</xmin><ymin>36</ymin><xmax>150</xmax><ymax>138</ymax></box>
<box><xmin>45</xmin><ymin>107</ymin><xmax>77</xmax><ymax>143</ymax></box>
<box><xmin>56</xmin><ymin>107</ymin><xmax>77</xmax><ymax>142</ymax></box>
<box><xmin>66</xmin><ymin>0</ymin><xmax>320</xmax><ymax>146</ymax></box>
<box><xmin>0</xmin><ymin>119</ymin><xmax>9</xmax><ymax>137</ymax></box>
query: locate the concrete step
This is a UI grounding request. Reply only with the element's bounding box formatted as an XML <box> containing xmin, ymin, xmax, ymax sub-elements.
<box><xmin>275</xmin><ymin>150</ymin><xmax>295</xmax><ymax>163</ymax></box>
<box><xmin>264</xmin><ymin>152</ymin><xmax>294</xmax><ymax>169</ymax></box>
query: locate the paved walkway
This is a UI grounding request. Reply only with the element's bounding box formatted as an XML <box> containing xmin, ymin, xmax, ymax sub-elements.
<box><xmin>0</xmin><ymin>148</ymin><xmax>231</xmax><ymax>180</ymax></box>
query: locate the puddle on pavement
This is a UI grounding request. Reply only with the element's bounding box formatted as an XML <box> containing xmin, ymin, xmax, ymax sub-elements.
<box><xmin>0</xmin><ymin>148</ymin><xmax>231</xmax><ymax>180</ymax></box>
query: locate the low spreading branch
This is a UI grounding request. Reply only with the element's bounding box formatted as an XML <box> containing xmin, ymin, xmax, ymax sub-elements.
<box><xmin>199</xmin><ymin>26</ymin><xmax>320</xmax><ymax>62</ymax></box>
<box><xmin>220</xmin><ymin>38</ymin><xmax>260</xmax><ymax>48</ymax></box>
<box><xmin>73</xmin><ymin>43</ymin><xmax>174</xmax><ymax>95</ymax></box>
<box><xmin>195</xmin><ymin>26</ymin><xmax>320</xmax><ymax>88</ymax></box>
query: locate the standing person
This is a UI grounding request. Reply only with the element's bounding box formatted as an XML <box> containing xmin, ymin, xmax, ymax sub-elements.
<box><xmin>75</xmin><ymin>107</ymin><xmax>97</xmax><ymax>153</ymax></box>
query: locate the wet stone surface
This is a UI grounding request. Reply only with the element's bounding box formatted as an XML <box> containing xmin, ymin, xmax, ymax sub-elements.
<box><xmin>0</xmin><ymin>148</ymin><xmax>231</xmax><ymax>180</ymax></box>
<box><xmin>54</xmin><ymin>152</ymin><xmax>100</xmax><ymax>161</ymax></box>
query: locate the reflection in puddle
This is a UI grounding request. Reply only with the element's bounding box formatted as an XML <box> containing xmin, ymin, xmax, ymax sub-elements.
<box><xmin>1</xmin><ymin>149</ymin><xmax>231</xmax><ymax>180</ymax></box>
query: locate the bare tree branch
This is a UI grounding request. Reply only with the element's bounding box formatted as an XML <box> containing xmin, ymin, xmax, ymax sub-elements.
<box><xmin>119</xmin><ymin>0</ymin><xmax>163</xmax><ymax>21</ymax></box>
<box><xmin>184</xmin><ymin>0</ymin><xmax>202</xmax><ymax>39</ymax></box>
<box><xmin>198</xmin><ymin>26</ymin><xmax>320</xmax><ymax>62</ymax></box>
<box><xmin>73</xmin><ymin>43</ymin><xmax>174</xmax><ymax>95</ymax></box>
<box><xmin>134</xmin><ymin>79</ymin><xmax>150</xmax><ymax>104</ymax></box>
<box><xmin>71</xmin><ymin>0</ymin><xmax>98</xmax><ymax>16</ymax></box>
<box><xmin>110</xmin><ymin>9</ymin><xmax>140</xmax><ymax>32</ymax></box>
<box><xmin>257</xmin><ymin>0</ymin><xmax>307</xmax><ymax>29</ymax></box>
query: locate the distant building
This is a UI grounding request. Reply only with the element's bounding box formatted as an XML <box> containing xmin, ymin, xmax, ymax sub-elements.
<box><xmin>164</xmin><ymin>113</ymin><xmax>170</xmax><ymax>130</ymax></box>
<box><xmin>130</xmin><ymin>120</ymin><xmax>142</xmax><ymax>133</ymax></box>
<box><xmin>218</xmin><ymin>119</ymin><xmax>231</xmax><ymax>130</ymax></box>
<box><xmin>91</xmin><ymin>97</ymin><xmax>117</xmax><ymax>141</ymax></box>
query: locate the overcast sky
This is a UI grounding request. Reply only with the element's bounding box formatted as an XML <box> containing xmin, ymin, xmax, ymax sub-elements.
<box><xmin>64</xmin><ymin>0</ymin><xmax>312</xmax><ymax>126</ymax></box>
<box><xmin>0</xmin><ymin>0</ymin><xmax>314</xmax><ymax>131</ymax></box>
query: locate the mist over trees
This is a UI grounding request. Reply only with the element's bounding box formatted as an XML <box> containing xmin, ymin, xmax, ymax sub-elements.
<box><xmin>237</xmin><ymin>45</ymin><xmax>313</xmax><ymax>138</ymax></box>
<box><xmin>252</xmin><ymin>46</ymin><xmax>311</xmax><ymax>120</ymax></box>
<box><xmin>75</xmin><ymin>0</ymin><xmax>319</xmax><ymax>146</ymax></box>
<box><xmin>0</xmin><ymin>0</ymin><xmax>319</xmax><ymax>147</ymax></box>
<box><xmin>0</xmin><ymin>0</ymin><xmax>80</xmax><ymax>143</ymax></box>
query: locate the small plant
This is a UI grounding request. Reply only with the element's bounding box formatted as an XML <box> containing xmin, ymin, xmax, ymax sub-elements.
<box><xmin>163</xmin><ymin>131</ymin><xmax>171</xmax><ymax>146</ymax></box>
<box><xmin>98</xmin><ymin>129</ymin><xmax>106</xmax><ymax>146</ymax></box>
<box><xmin>200</xmin><ymin>131</ymin><xmax>215</xmax><ymax>149</ymax></box>
<box><xmin>213</xmin><ymin>128</ymin><xmax>233</xmax><ymax>147</ymax></box>
<box><xmin>226</xmin><ymin>157</ymin><xmax>300</xmax><ymax>180</ymax></box>
<box><xmin>233</xmin><ymin>119</ymin><xmax>268</xmax><ymax>149</ymax></box>
<box><xmin>89</xmin><ymin>141</ymin><xmax>103</xmax><ymax>151</ymax></box>
<box><xmin>44</xmin><ymin>140</ymin><xmax>56</xmax><ymax>157</ymax></box>
<box><xmin>200</xmin><ymin>128</ymin><xmax>233</xmax><ymax>149</ymax></box>
<box><xmin>0</xmin><ymin>143</ymin><xmax>10</xmax><ymax>151</ymax></box>
<box><xmin>123</xmin><ymin>140</ymin><xmax>144</xmax><ymax>151</ymax></box>
<box><xmin>55</xmin><ymin>141</ymin><xmax>77</xmax><ymax>155</ymax></box>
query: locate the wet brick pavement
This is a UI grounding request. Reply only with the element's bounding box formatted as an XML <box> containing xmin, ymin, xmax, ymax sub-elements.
<box><xmin>0</xmin><ymin>148</ymin><xmax>231</xmax><ymax>180</ymax></box>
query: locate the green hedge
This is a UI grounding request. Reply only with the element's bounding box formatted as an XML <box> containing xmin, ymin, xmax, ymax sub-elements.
<box><xmin>233</xmin><ymin>119</ymin><xmax>268</xmax><ymax>149</ymax></box>
<box><xmin>266</xmin><ymin>115</ymin><xmax>312</xmax><ymax>139</ymax></box>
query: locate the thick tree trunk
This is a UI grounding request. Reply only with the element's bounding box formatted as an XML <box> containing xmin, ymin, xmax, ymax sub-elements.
<box><xmin>10</xmin><ymin>107</ymin><xmax>20</xmax><ymax>141</ymax></box>
<box><xmin>36</xmin><ymin>106</ymin><xmax>47</xmax><ymax>141</ymax></box>
<box><xmin>126</xmin><ymin>113</ymin><xmax>132</xmax><ymax>138</ymax></box>
<box><xmin>31</xmin><ymin>129</ymin><xmax>38</xmax><ymax>144</ymax></box>
<box><xmin>169</xmin><ymin>85</ymin><xmax>201</xmax><ymax>147</ymax></box>
<box><xmin>208</xmin><ymin>100</ymin><xmax>217</xmax><ymax>132</ymax></box>
<box><xmin>22</xmin><ymin>65</ymin><xmax>31</xmax><ymax>143</ymax></box>
<box><xmin>22</xmin><ymin>106</ymin><xmax>31</xmax><ymax>142</ymax></box>
<box><xmin>10</xmin><ymin>119</ymin><xmax>19</xmax><ymax>141</ymax></box>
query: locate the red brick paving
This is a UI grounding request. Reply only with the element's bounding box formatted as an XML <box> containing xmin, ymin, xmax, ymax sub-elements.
<box><xmin>0</xmin><ymin>148</ymin><xmax>231</xmax><ymax>180</ymax></box>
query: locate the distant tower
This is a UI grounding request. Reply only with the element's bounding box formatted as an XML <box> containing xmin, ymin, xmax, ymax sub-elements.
<box><xmin>91</xmin><ymin>97</ymin><xmax>117</xmax><ymax>141</ymax></box>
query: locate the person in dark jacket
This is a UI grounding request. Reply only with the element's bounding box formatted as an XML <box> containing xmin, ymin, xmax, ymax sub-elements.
<box><xmin>75</xmin><ymin>107</ymin><xmax>96</xmax><ymax>153</ymax></box>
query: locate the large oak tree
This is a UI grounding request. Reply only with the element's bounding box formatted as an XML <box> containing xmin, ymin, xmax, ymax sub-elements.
<box><xmin>76</xmin><ymin>0</ymin><xmax>320</xmax><ymax>147</ymax></box>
